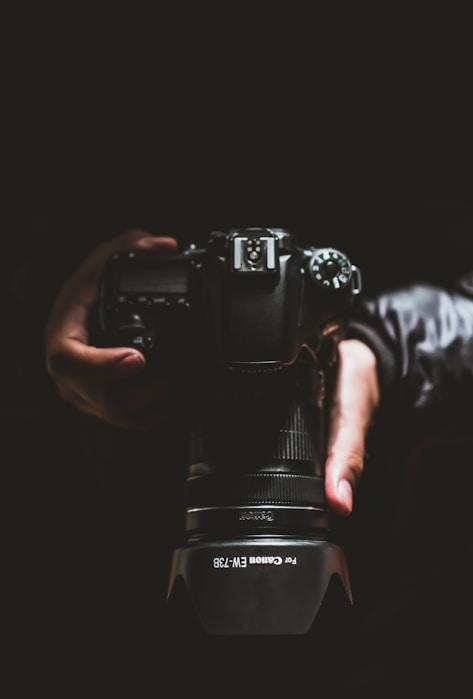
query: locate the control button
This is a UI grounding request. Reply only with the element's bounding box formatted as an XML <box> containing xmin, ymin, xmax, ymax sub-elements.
<box><xmin>118</xmin><ymin>314</ymin><xmax>146</xmax><ymax>335</ymax></box>
<box><xmin>131</xmin><ymin>336</ymin><xmax>146</xmax><ymax>352</ymax></box>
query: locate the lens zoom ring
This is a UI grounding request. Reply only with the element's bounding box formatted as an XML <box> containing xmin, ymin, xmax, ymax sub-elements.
<box><xmin>273</xmin><ymin>402</ymin><xmax>317</xmax><ymax>461</ymax></box>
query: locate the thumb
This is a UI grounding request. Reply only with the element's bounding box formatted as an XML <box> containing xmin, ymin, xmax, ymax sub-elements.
<box><xmin>47</xmin><ymin>341</ymin><xmax>146</xmax><ymax>382</ymax></box>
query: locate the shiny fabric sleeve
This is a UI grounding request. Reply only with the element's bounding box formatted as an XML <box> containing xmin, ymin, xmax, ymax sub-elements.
<box><xmin>348</xmin><ymin>275</ymin><xmax>473</xmax><ymax>409</ymax></box>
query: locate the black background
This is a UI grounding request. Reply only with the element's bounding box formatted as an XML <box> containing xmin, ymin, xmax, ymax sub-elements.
<box><xmin>2</xmin><ymin>8</ymin><xmax>473</xmax><ymax>694</ymax></box>
<box><xmin>4</xmin><ymin>6</ymin><xmax>472</xmax><ymax>296</ymax></box>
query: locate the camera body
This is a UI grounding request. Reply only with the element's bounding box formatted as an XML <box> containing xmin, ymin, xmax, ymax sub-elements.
<box><xmin>98</xmin><ymin>227</ymin><xmax>362</xmax><ymax>636</ymax></box>
<box><xmin>99</xmin><ymin>227</ymin><xmax>361</xmax><ymax>373</ymax></box>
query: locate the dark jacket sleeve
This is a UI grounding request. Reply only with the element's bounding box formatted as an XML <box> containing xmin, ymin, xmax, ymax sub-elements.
<box><xmin>348</xmin><ymin>272</ymin><xmax>473</xmax><ymax>410</ymax></box>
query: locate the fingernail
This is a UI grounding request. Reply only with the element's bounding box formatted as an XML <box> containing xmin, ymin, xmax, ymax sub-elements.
<box><xmin>337</xmin><ymin>479</ymin><xmax>353</xmax><ymax>513</ymax></box>
<box><xmin>117</xmin><ymin>352</ymin><xmax>145</xmax><ymax>374</ymax></box>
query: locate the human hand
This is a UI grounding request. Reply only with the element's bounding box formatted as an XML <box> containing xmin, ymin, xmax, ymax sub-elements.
<box><xmin>324</xmin><ymin>339</ymin><xmax>380</xmax><ymax>516</ymax></box>
<box><xmin>45</xmin><ymin>228</ymin><xmax>179</xmax><ymax>431</ymax></box>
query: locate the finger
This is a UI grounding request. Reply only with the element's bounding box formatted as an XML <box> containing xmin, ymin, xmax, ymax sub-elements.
<box><xmin>58</xmin><ymin>374</ymin><xmax>177</xmax><ymax>430</ymax></box>
<box><xmin>85</xmin><ymin>228</ymin><xmax>178</xmax><ymax>273</ymax></box>
<box><xmin>106</xmin><ymin>373</ymin><xmax>180</xmax><ymax>430</ymax></box>
<box><xmin>51</xmin><ymin>230</ymin><xmax>178</xmax><ymax>312</ymax></box>
<box><xmin>94</xmin><ymin>403</ymin><xmax>178</xmax><ymax>432</ymax></box>
<box><xmin>47</xmin><ymin>342</ymin><xmax>146</xmax><ymax>382</ymax></box>
<box><xmin>325</xmin><ymin>433</ymin><xmax>365</xmax><ymax>516</ymax></box>
<box><xmin>45</xmin><ymin>230</ymin><xmax>179</xmax><ymax>353</ymax></box>
<box><xmin>324</xmin><ymin>340</ymin><xmax>379</xmax><ymax>516</ymax></box>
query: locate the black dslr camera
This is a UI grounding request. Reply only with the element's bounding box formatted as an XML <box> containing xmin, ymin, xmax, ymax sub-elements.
<box><xmin>98</xmin><ymin>227</ymin><xmax>362</xmax><ymax>636</ymax></box>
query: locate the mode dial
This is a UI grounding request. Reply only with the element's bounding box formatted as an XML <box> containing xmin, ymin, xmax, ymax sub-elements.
<box><xmin>308</xmin><ymin>248</ymin><xmax>355</xmax><ymax>291</ymax></box>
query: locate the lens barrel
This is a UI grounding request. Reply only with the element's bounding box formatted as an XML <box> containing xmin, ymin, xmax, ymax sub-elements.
<box><xmin>167</xmin><ymin>360</ymin><xmax>352</xmax><ymax>635</ymax></box>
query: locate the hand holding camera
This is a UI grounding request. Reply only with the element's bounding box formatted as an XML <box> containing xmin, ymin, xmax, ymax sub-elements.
<box><xmin>45</xmin><ymin>229</ymin><xmax>179</xmax><ymax>431</ymax></box>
